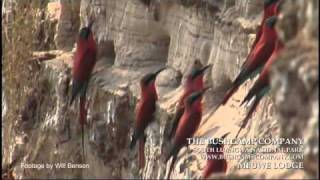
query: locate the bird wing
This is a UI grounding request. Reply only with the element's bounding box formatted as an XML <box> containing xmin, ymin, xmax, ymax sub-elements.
<box><xmin>241</xmin><ymin>47</ymin><xmax>279</xmax><ymax>105</ymax></box>
<box><xmin>167</xmin><ymin>106</ymin><xmax>185</xmax><ymax>140</ymax></box>
<box><xmin>70</xmin><ymin>49</ymin><xmax>96</xmax><ymax>105</ymax></box>
<box><xmin>241</xmin><ymin>24</ymin><xmax>263</xmax><ymax>70</ymax></box>
<box><xmin>220</xmin><ymin>42</ymin><xmax>271</xmax><ymax>105</ymax></box>
<box><xmin>73</xmin><ymin>48</ymin><xmax>97</xmax><ymax>82</ymax></box>
<box><xmin>174</xmin><ymin>111</ymin><xmax>202</xmax><ymax>147</ymax></box>
<box><xmin>135</xmin><ymin>98</ymin><xmax>156</xmax><ymax>131</ymax></box>
<box><xmin>245</xmin><ymin>40</ymin><xmax>274</xmax><ymax>74</ymax></box>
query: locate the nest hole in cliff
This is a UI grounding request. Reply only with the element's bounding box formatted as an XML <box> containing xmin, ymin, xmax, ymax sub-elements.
<box><xmin>152</xmin><ymin>35</ymin><xmax>184</xmax><ymax>89</ymax></box>
<box><xmin>154</xmin><ymin>35</ymin><xmax>170</xmax><ymax>62</ymax></box>
<box><xmin>97</xmin><ymin>40</ymin><xmax>116</xmax><ymax>66</ymax></box>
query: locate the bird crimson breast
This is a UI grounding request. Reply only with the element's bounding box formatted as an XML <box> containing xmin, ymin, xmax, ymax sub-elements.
<box><xmin>73</xmin><ymin>37</ymin><xmax>97</xmax><ymax>82</ymax></box>
<box><xmin>136</xmin><ymin>97</ymin><xmax>157</xmax><ymax>131</ymax></box>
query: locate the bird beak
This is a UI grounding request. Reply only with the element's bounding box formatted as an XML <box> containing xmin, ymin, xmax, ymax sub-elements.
<box><xmin>154</xmin><ymin>67</ymin><xmax>166</xmax><ymax>76</ymax></box>
<box><xmin>220</xmin><ymin>132</ymin><xmax>230</xmax><ymax>139</ymax></box>
<box><xmin>88</xmin><ymin>19</ymin><xmax>95</xmax><ymax>29</ymax></box>
<box><xmin>200</xmin><ymin>64</ymin><xmax>212</xmax><ymax>73</ymax></box>
<box><xmin>195</xmin><ymin>87</ymin><xmax>211</xmax><ymax>99</ymax></box>
<box><xmin>201</xmin><ymin>86</ymin><xmax>212</xmax><ymax>94</ymax></box>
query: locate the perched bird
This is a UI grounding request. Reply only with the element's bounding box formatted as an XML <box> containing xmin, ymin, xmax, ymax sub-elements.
<box><xmin>242</xmin><ymin>0</ymin><xmax>280</xmax><ymax>70</ymax></box>
<box><xmin>130</xmin><ymin>68</ymin><xmax>166</xmax><ymax>168</ymax></box>
<box><xmin>166</xmin><ymin>60</ymin><xmax>211</xmax><ymax>140</ymax></box>
<box><xmin>220</xmin><ymin>16</ymin><xmax>278</xmax><ymax>106</ymax></box>
<box><xmin>202</xmin><ymin>132</ymin><xmax>230</xmax><ymax>179</ymax></box>
<box><xmin>165</xmin><ymin>88</ymin><xmax>209</xmax><ymax>179</ymax></box>
<box><xmin>70</xmin><ymin>20</ymin><xmax>97</xmax><ymax>161</ymax></box>
<box><xmin>235</xmin><ymin>38</ymin><xmax>284</xmax><ymax>138</ymax></box>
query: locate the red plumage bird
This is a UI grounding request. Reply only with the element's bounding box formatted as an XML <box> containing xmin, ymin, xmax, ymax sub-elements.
<box><xmin>242</xmin><ymin>0</ymin><xmax>280</xmax><ymax>70</ymax></box>
<box><xmin>165</xmin><ymin>88</ymin><xmax>209</xmax><ymax>179</ymax></box>
<box><xmin>166</xmin><ymin>60</ymin><xmax>211</xmax><ymax>140</ymax></box>
<box><xmin>220</xmin><ymin>16</ymin><xmax>278</xmax><ymax>106</ymax></box>
<box><xmin>235</xmin><ymin>38</ymin><xmax>284</xmax><ymax>138</ymax></box>
<box><xmin>202</xmin><ymin>133</ymin><xmax>230</xmax><ymax>179</ymax></box>
<box><xmin>70</xmin><ymin>21</ymin><xmax>97</xmax><ymax>161</ymax></box>
<box><xmin>130</xmin><ymin>68</ymin><xmax>166</xmax><ymax>169</ymax></box>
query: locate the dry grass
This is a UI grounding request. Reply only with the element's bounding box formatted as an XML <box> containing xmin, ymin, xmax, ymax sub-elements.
<box><xmin>2</xmin><ymin>0</ymin><xmax>50</xmax><ymax>165</ymax></box>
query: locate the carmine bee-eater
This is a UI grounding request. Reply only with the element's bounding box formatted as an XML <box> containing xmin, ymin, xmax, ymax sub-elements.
<box><xmin>165</xmin><ymin>88</ymin><xmax>210</xmax><ymax>179</ymax></box>
<box><xmin>70</xmin><ymin>20</ymin><xmax>97</xmax><ymax>161</ymax></box>
<box><xmin>242</xmin><ymin>0</ymin><xmax>280</xmax><ymax>70</ymax></box>
<box><xmin>166</xmin><ymin>60</ymin><xmax>211</xmax><ymax>140</ymax></box>
<box><xmin>220</xmin><ymin>16</ymin><xmax>278</xmax><ymax>106</ymax></box>
<box><xmin>202</xmin><ymin>132</ymin><xmax>230</xmax><ymax>179</ymax></box>
<box><xmin>235</xmin><ymin>38</ymin><xmax>284</xmax><ymax>138</ymax></box>
<box><xmin>130</xmin><ymin>68</ymin><xmax>166</xmax><ymax>168</ymax></box>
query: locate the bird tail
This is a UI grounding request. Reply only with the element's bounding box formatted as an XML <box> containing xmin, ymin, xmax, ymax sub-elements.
<box><xmin>240</xmin><ymin>53</ymin><xmax>252</xmax><ymax>70</ymax></box>
<box><xmin>166</xmin><ymin>152</ymin><xmax>177</xmax><ymax>179</ymax></box>
<box><xmin>241</xmin><ymin>87</ymin><xmax>257</xmax><ymax>107</ymax></box>
<box><xmin>164</xmin><ymin>142</ymin><xmax>174</xmax><ymax>163</ymax></box>
<box><xmin>220</xmin><ymin>67</ymin><xmax>255</xmax><ymax>106</ymax></box>
<box><xmin>220</xmin><ymin>85</ymin><xmax>239</xmax><ymax>106</ymax></box>
<box><xmin>130</xmin><ymin>130</ymin><xmax>140</xmax><ymax>149</ymax></box>
<box><xmin>163</xmin><ymin>142</ymin><xmax>181</xmax><ymax>179</ymax></box>
<box><xmin>79</xmin><ymin>96</ymin><xmax>87</xmax><ymax>162</ymax></box>
<box><xmin>139</xmin><ymin>136</ymin><xmax>146</xmax><ymax>169</ymax></box>
<box><xmin>70</xmin><ymin>92</ymin><xmax>76</xmax><ymax>106</ymax></box>
<box><xmin>235</xmin><ymin>96</ymin><xmax>261</xmax><ymax>138</ymax></box>
<box><xmin>81</xmin><ymin>123</ymin><xmax>85</xmax><ymax>162</ymax></box>
<box><xmin>70</xmin><ymin>80</ymin><xmax>83</xmax><ymax>106</ymax></box>
<box><xmin>166</xmin><ymin>107</ymin><xmax>184</xmax><ymax>140</ymax></box>
<box><xmin>241</xmin><ymin>79</ymin><xmax>269</xmax><ymax>107</ymax></box>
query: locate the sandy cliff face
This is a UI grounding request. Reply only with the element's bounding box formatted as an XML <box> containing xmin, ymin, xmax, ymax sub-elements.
<box><xmin>2</xmin><ymin>0</ymin><xmax>318</xmax><ymax>179</ymax></box>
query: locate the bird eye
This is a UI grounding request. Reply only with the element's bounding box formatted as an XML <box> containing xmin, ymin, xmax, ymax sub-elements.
<box><xmin>79</xmin><ymin>28</ymin><xmax>91</xmax><ymax>39</ymax></box>
<box><xmin>266</xmin><ymin>16</ymin><xmax>277</xmax><ymax>28</ymax></box>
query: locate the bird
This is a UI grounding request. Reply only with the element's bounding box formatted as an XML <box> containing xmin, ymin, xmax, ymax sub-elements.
<box><xmin>70</xmin><ymin>20</ymin><xmax>97</xmax><ymax>161</ymax></box>
<box><xmin>202</xmin><ymin>132</ymin><xmax>230</xmax><ymax>179</ymax></box>
<box><xmin>242</xmin><ymin>0</ymin><xmax>280</xmax><ymax>70</ymax></box>
<box><xmin>165</xmin><ymin>88</ymin><xmax>209</xmax><ymax>179</ymax></box>
<box><xmin>130</xmin><ymin>68</ymin><xmax>166</xmax><ymax>168</ymax></box>
<box><xmin>219</xmin><ymin>16</ymin><xmax>278</xmax><ymax>106</ymax></box>
<box><xmin>166</xmin><ymin>60</ymin><xmax>211</xmax><ymax>141</ymax></box>
<box><xmin>235</xmin><ymin>38</ymin><xmax>284</xmax><ymax>138</ymax></box>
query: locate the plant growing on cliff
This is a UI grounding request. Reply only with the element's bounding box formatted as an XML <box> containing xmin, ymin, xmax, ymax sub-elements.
<box><xmin>2</xmin><ymin>0</ymin><xmax>50</xmax><ymax>166</ymax></box>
